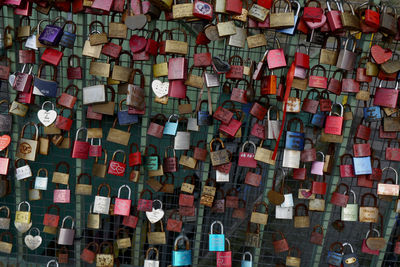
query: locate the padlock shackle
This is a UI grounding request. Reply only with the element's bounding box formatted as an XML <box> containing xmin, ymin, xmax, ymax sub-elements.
<box><xmin>335</xmin><ymin>182</ymin><xmax>349</xmax><ymax>194</ymax></box>
<box><xmin>46</xmin><ymin>259</ymin><xmax>59</xmax><ymax>267</ymax></box>
<box><xmin>85</xmin><ymin>241</ymin><xmax>99</xmax><ymax>253</ymax></box>
<box><xmin>146</xmin><ymin>247</ymin><xmax>159</xmax><ymax>260</ymax></box>
<box><xmin>241</xmin><ymin>140</ymin><xmax>257</xmax><ymax>153</ymax></box>
<box><xmin>37</xmin><ymin>168</ymin><xmax>48</xmax><ymax>177</ymax></box>
<box><xmin>267</xmin><ymin>105</ymin><xmax>280</xmax><ymax>120</ymax></box>
<box><xmin>361</xmin><ymin>192</ymin><xmax>378</xmax><ymax>207</ymax></box>
<box><xmin>272</xmin><ymin>230</ymin><xmax>285</xmax><ymax>241</ymax></box>
<box><xmin>174</xmin><ymin>235</ymin><xmax>190</xmax><ymax>250</ymax></box>
<box><xmin>61</xmin><ymin>215</ymin><xmax>75</xmax><ymax>229</ymax></box>
<box><xmin>28</xmin><ymin>227</ymin><xmax>41</xmax><ymax>237</ymax></box>
<box><xmin>286</xmin><ymin>117</ymin><xmax>304</xmax><ymax>133</ymax></box>
<box><xmin>140</xmin><ymin>189</ymin><xmax>153</xmax><ymax>200</ymax></box>
<box><xmin>210</xmin><ymin>220</ymin><xmax>224</xmax><ymax>234</ymax></box>
<box><xmin>95</xmin><ymin>148</ymin><xmax>108</xmax><ymax>164</ymax></box>
<box><xmin>112</xmin><ymin>149</ymin><xmax>126</xmax><ymax>163</ymax></box>
<box><xmin>209</xmin><ymin>137</ymin><xmax>225</xmax><ymax>152</ymax></box>
<box><xmin>18</xmin><ymin>200</ymin><xmax>30</xmax><ymax>212</ymax></box>
<box><xmin>305</xmin><ymin>88</ymin><xmax>320</xmax><ymax>100</ymax></box>
<box><xmin>342</xmin><ymin>242</ymin><xmax>354</xmax><ymax>253</ymax></box>
<box><xmin>20</xmin><ymin>122</ymin><xmax>39</xmax><ymax>140</ymax></box>
<box><xmin>382</xmin><ymin>166</ymin><xmax>398</xmax><ymax>184</ymax></box>
<box><xmin>77</xmin><ymin>173</ymin><xmax>92</xmax><ymax>185</ymax></box>
<box><xmin>294</xmin><ymin>203</ymin><xmax>308</xmax><ymax>216</ymax></box>
<box><xmin>329</xmin><ymin>241</ymin><xmax>344</xmax><ymax>253</ymax></box>
<box><xmin>46</xmin><ymin>204</ymin><xmax>60</xmax><ymax>215</ymax></box>
<box><xmin>55</xmin><ymin>161</ymin><xmax>70</xmax><ymax>173</ymax></box>
<box><xmin>118</xmin><ymin>185</ymin><xmax>131</xmax><ymax>199</ymax></box>
<box><xmin>145</xmin><ymin>144</ymin><xmax>158</xmax><ymax>156</ymax></box>
<box><xmin>75</xmin><ymin>127</ymin><xmax>88</xmax><ymax>142</ymax></box>
<box><xmin>97</xmin><ymin>183</ymin><xmax>111</xmax><ymax>197</ymax></box>
<box><xmin>366</xmin><ymin>228</ymin><xmax>380</xmax><ymax>239</ymax></box>
<box><xmin>0</xmin><ymin>206</ymin><xmax>10</xmax><ymax>218</ymax></box>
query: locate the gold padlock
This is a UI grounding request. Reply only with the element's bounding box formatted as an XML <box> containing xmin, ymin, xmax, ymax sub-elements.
<box><xmin>4</xmin><ymin>26</ymin><xmax>13</xmax><ymax>49</ymax></box>
<box><xmin>17</xmin><ymin>17</ymin><xmax>31</xmax><ymax>38</ymax></box>
<box><xmin>116</xmin><ymin>228</ymin><xmax>131</xmax><ymax>249</ymax></box>
<box><xmin>16</xmin><ymin>122</ymin><xmax>39</xmax><ymax>162</ymax></box>
<box><xmin>0</xmin><ymin>232</ymin><xmax>13</xmax><ymax>254</ymax></box>
<box><xmin>52</xmin><ymin>162</ymin><xmax>70</xmax><ymax>185</ymax></box>
<box><xmin>89</xmin><ymin>21</ymin><xmax>108</xmax><ymax>46</ymax></box>
<box><xmin>92</xmin><ymin>149</ymin><xmax>108</xmax><ymax>178</ymax></box>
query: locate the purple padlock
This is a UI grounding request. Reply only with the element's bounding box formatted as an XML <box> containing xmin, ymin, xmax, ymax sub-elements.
<box><xmin>311</xmin><ymin>151</ymin><xmax>325</xmax><ymax>176</ymax></box>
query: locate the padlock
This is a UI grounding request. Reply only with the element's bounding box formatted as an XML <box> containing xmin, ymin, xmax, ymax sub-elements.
<box><xmin>209</xmin><ymin>221</ymin><xmax>225</xmax><ymax>251</ymax></box>
<box><xmin>52</xmin><ymin>161</ymin><xmax>70</xmax><ymax>185</ymax></box>
<box><xmin>362</xmin><ymin>229</ymin><xmax>381</xmax><ymax>255</ymax></box>
<box><xmin>209</xmin><ymin>138</ymin><xmax>230</xmax><ymax>166</ymax></box>
<box><xmin>166</xmin><ymin>210</ymin><xmax>182</xmax><ymax>232</ymax></box>
<box><xmin>311</xmin><ymin>174</ymin><xmax>327</xmax><ymax>195</ymax></box>
<box><xmin>29</xmin><ymin>180</ymin><xmax>42</xmax><ymax>201</ymax></box>
<box><xmin>16</xmin><ymin>122</ymin><xmax>38</xmax><ymax>162</ymax></box>
<box><xmin>93</xmin><ymin>183</ymin><xmax>111</xmax><ymax>215</ymax></box>
<box><xmin>72</xmin><ymin>127</ymin><xmax>90</xmax><ymax>159</ymax></box>
<box><xmin>286</xmin><ymin>89</ymin><xmax>301</xmax><ymax>113</ymax></box>
<box><xmin>266</xmin><ymin>37</ymin><xmax>286</xmax><ymax>69</ymax></box>
<box><xmin>285</xmin><ymin>117</ymin><xmax>305</xmax><ymax>151</ymax></box>
<box><xmin>241</xmin><ymin>252</ymin><xmax>252</xmax><ymax>267</ymax></box>
<box><xmin>107</xmin><ymin>150</ymin><xmax>127</xmax><ymax>176</ymax></box>
<box><xmin>86</xmin><ymin>203</ymin><xmax>101</xmax><ymax>230</ymax></box>
<box><xmin>53</xmin><ymin>184</ymin><xmax>71</xmax><ymax>203</ymax></box>
<box><xmin>340</xmin><ymin>1</ymin><xmax>360</xmax><ymax>30</ymax></box>
<box><xmin>0</xmin><ymin>147</ymin><xmax>10</xmax><ymax>176</ymax></box>
<box><xmin>57</xmin><ymin>216</ymin><xmax>75</xmax><ymax>246</ymax></box>
<box><xmin>144</xmin><ymin>247</ymin><xmax>160</xmax><ymax>267</ymax></box>
<box><xmin>331</xmin><ymin>183</ymin><xmax>350</xmax><ymax>207</ymax></box>
<box><xmin>15</xmin><ymin>201</ymin><xmax>31</xmax><ymax>224</ymax></box>
<box><xmin>340</xmin><ymin>154</ymin><xmax>355</xmax><ymax>178</ymax></box>
<box><xmin>59</xmin><ymin>21</ymin><xmax>76</xmax><ymax>49</ymax></box>
<box><xmin>118</xmin><ymin>99</ymin><xmax>138</xmax><ymax>126</ymax></box>
<box><xmin>38</xmin><ymin>17</ymin><xmax>64</xmax><ymax>46</ymax></box>
<box><xmin>237</xmin><ymin>141</ymin><xmax>257</xmax><ymax>168</ymax></box>
<box><xmin>269</xmin><ymin>0</ymin><xmax>295</xmax><ymax>29</ymax></box>
<box><xmin>163</xmin><ymin>114</ymin><xmax>179</xmax><ymax>136</ymax></box>
<box><xmin>320</xmin><ymin>35</ymin><xmax>341</xmax><ymax>66</ymax></box>
<box><xmin>327</xmin><ymin>242</ymin><xmax>344</xmax><ymax>266</ymax></box>
<box><xmin>325</xmin><ymin>103</ymin><xmax>344</xmax><ymax>135</ymax></box>
<box><xmin>42</xmin><ymin>204</ymin><xmax>60</xmax><ymax>235</ymax></box>
<box><xmin>89</xmin><ymin>138</ymin><xmax>102</xmax><ymax>158</ymax></box>
<box><xmin>302</xmin><ymin>89</ymin><xmax>320</xmax><ymax>114</ymax></box>
<box><xmin>310</xmin><ymin>225</ymin><xmax>324</xmax><ymax>245</ymax></box>
<box><xmin>75</xmin><ymin>173</ymin><xmax>93</xmax><ymax>196</ymax></box>
<box><xmin>294</xmin><ymin>44</ymin><xmax>310</xmax><ymax>77</ymax></box>
<box><xmin>114</xmin><ymin>185</ymin><xmax>132</xmax><ymax>216</ymax></box>
<box><xmin>341</xmin><ymin>190</ymin><xmax>358</xmax><ymax>222</ymax></box>
<box><xmin>0</xmin><ymin>206</ymin><xmax>10</xmax><ymax>230</ymax></box>
<box><xmin>214</xmin><ymin>100</ymin><xmax>235</xmax><ymax>124</ymax></box>
<box><xmin>364</xmin><ymin>3</ymin><xmax>380</xmax><ymax>28</ymax></box>
<box><xmin>80</xmin><ymin>242</ymin><xmax>99</xmax><ymax>264</ymax></box>
<box><xmin>147</xmin><ymin>114</ymin><xmax>167</xmax><ymax>138</ymax></box>
<box><xmin>82</xmin><ymin>84</ymin><xmax>106</xmax><ymax>105</ymax></box>
<box><xmin>15</xmin><ymin>158</ymin><xmax>32</xmax><ymax>180</ymax></box>
<box><xmin>277</xmin><ymin>1</ymin><xmax>301</xmax><ymax>35</ymax></box>
<box><xmin>326</xmin><ymin>0</ymin><xmax>343</xmax><ymax>32</ymax></box>
<box><xmin>147</xmin><ymin>220</ymin><xmax>166</xmax><ymax>245</ymax></box>
<box><xmin>285</xmin><ymin>247</ymin><xmax>301</xmax><ymax>267</ymax></box>
<box><xmin>172</xmin><ymin>236</ymin><xmax>192</xmax><ymax>266</ymax></box>
<box><xmin>216</xmin><ymin>238</ymin><xmax>232</xmax><ymax>267</ymax></box>
<box><xmin>342</xmin><ymin>243</ymin><xmax>359</xmax><ymax>267</ymax></box>
<box><xmin>311</xmin><ymin>152</ymin><xmax>325</xmax><ymax>175</ymax></box>
<box><xmin>308</xmin><ymin>64</ymin><xmax>328</xmax><ymax>89</ymax></box>
<box><xmin>138</xmin><ymin>189</ymin><xmax>154</xmax><ymax>212</ymax></box>
<box><xmin>353</xmin><ymin>153</ymin><xmax>372</xmax><ymax>176</ymax></box>
<box><xmin>96</xmin><ymin>241</ymin><xmax>115</xmax><ymax>266</ymax></box>
<box><xmin>293</xmin><ymin>204</ymin><xmax>310</xmax><ymax>228</ymax></box>
<box><xmin>92</xmin><ymin>148</ymin><xmax>108</xmax><ymax>178</ymax></box>
<box><xmin>0</xmin><ymin>232</ymin><xmax>13</xmax><ymax>254</ymax></box>
<box><xmin>261</xmin><ymin>70</ymin><xmax>277</xmax><ymax>95</ymax></box>
<box><xmin>341</xmin><ymin>71</ymin><xmax>360</xmax><ymax>93</ymax></box>
<box><xmin>266</xmin><ymin>106</ymin><xmax>281</xmax><ymax>140</ymax></box>
<box><xmin>230</xmin><ymin>80</ymin><xmax>250</xmax><ymax>104</ymax></box>
<box><xmin>359</xmin><ymin>193</ymin><xmax>379</xmax><ymax>223</ymax></box>
<box><xmin>374</xmin><ymin>80</ymin><xmax>399</xmax><ymax>108</ymax></box>
<box><xmin>129</xmin><ymin>142</ymin><xmax>142</xmax><ymax>167</ymax></box>
<box><xmin>336</xmin><ymin>36</ymin><xmax>357</xmax><ymax>71</ymax></box>
<box><xmin>272</xmin><ymin>231</ymin><xmax>289</xmax><ymax>253</ymax></box>
<box><xmin>377</xmin><ymin>167</ymin><xmax>399</xmax><ymax>197</ymax></box>
<box><xmin>67</xmin><ymin>55</ymin><xmax>83</xmax><ymax>80</ymax></box>
<box><xmin>245</xmin><ymin>223</ymin><xmax>261</xmax><ymax>247</ymax></box>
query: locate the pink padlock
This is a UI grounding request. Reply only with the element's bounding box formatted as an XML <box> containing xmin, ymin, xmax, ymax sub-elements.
<box><xmin>89</xmin><ymin>138</ymin><xmax>102</xmax><ymax>157</ymax></box>
<box><xmin>169</xmin><ymin>80</ymin><xmax>187</xmax><ymax>99</ymax></box>
<box><xmin>237</xmin><ymin>141</ymin><xmax>257</xmax><ymax>168</ymax></box>
<box><xmin>114</xmin><ymin>185</ymin><xmax>132</xmax><ymax>216</ymax></box>
<box><xmin>266</xmin><ymin>38</ymin><xmax>286</xmax><ymax>69</ymax></box>
<box><xmin>311</xmin><ymin>151</ymin><xmax>325</xmax><ymax>176</ymax></box>
<box><xmin>53</xmin><ymin>184</ymin><xmax>71</xmax><ymax>203</ymax></box>
<box><xmin>168</xmin><ymin>57</ymin><xmax>188</xmax><ymax>80</ymax></box>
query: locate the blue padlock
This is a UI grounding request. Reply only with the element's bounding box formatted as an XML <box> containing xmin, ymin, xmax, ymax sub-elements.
<box><xmin>209</xmin><ymin>220</ymin><xmax>225</xmax><ymax>252</ymax></box>
<box><xmin>311</xmin><ymin>111</ymin><xmax>326</xmax><ymax>128</ymax></box>
<box><xmin>277</xmin><ymin>1</ymin><xmax>300</xmax><ymax>35</ymax></box>
<box><xmin>353</xmin><ymin>156</ymin><xmax>372</xmax><ymax>175</ymax></box>
<box><xmin>118</xmin><ymin>99</ymin><xmax>139</xmax><ymax>126</ymax></box>
<box><xmin>363</xmin><ymin>106</ymin><xmax>381</xmax><ymax>122</ymax></box>
<box><xmin>163</xmin><ymin>114</ymin><xmax>179</xmax><ymax>136</ymax></box>
<box><xmin>38</xmin><ymin>17</ymin><xmax>65</xmax><ymax>46</ymax></box>
<box><xmin>241</xmin><ymin>252</ymin><xmax>253</xmax><ymax>267</ymax></box>
<box><xmin>145</xmin><ymin>145</ymin><xmax>159</xmax><ymax>171</ymax></box>
<box><xmin>172</xmin><ymin>236</ymin><xmax>192</xmax><ymax>266</ymax></box>
<box><xmin>327</xmin><ymin>242</ymin><xmax>344</xmax><ymax>266</ymax></box>
<box><xmin>198</xmin><ymin>100</ymin><xmax>213</xmax><ymax>126</ymax></box>
<box><xmin>342</xmin><ymin>243</ymin><xmax>359</xmax><ymax>267</ymax></box>
<box><xmin>285</xmin><ymin>118</ymin><xmax>305</xmax><ymax>150</ymax></box>
<box><xmin>59</xmin><ymin>21</ymin><xmax>77</xmax><ymax>49</ymax></box>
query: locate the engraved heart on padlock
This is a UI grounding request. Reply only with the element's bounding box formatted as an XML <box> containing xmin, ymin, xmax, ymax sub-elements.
<box><xmin>305</xmin><ymin>14</ymin><xmax>326</xmax><ymax>29</ymax></box>
<box><xmin>195</xmin><ymin>1</ymin><xmax>212</xmax><ymax>15</ymax></box>
<box><xmin>146</xmin><ymin>207</ymin><xmax>164</xmax><ymax>223</ymax></box>
<box><xmin>300</xmin><ymin>190</ymin><xmax>312</xmax><ymax>198</ymax></box>
<box><xmin>8</xmin><ymin>73</ymin><xmax>15</xmax><ymax>87</ymax></box>
<box><xmin>14</xmin><ymin>221</ymin><xmax>32</xmax><ymax>233</ymax></box>
<box><xmin>151</xmin><ymin>80</ymin><xmax>169</xmax><ymax>98</ymax></box>
<box><xmin>24</xmin><ymin>234</ymin><xmax>42</xmax><ymax>250</ymax></box>
<box><xmin>37</xmin><ymin>109</ymin><xmax>57</xmax><ymax>127</ymax></box>
<box><xmin>125</xmin><ymin>15</ymin><xmax>147</xmax><ymax>30</ymax></box>
<box><xmin>371</xmin><ymin>45</ymin><xmax>393</xmax><ymax>64</ymax></box>
<box><xmin>0</xmin><ymin>135</ymin><xmax>11</xmax><ymax>151</ymax></box>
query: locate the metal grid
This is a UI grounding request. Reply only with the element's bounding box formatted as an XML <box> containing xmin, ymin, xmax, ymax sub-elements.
<box><xmin>1</xmin><ymin>1</ymin><xmax>400</xmax><ymax>266</ymax></box>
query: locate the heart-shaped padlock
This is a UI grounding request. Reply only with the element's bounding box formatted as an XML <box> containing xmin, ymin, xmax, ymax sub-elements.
<box><xmin>371</xmin><ymin>45</ymin><xmax>393</xmax><ymax>64</ymax></box>
<box><xmin>145</xmin><ymin>199</ymin><xmax>165</xmax><ymax>223</ymax></box>
<box><xmin>0</xmin><ymin>135</ymin><xmax>11</xmax><ymax>151</ymax></box>
<box><xmin>305</xmin><ymin>14</ymin><xmax>327</xmax><ymax>29</ymax></box>
<box><xmin>125</xmin><ymin>14</ymin><xmax>147</xmax><ymax>30</ymax></box>
<box><xmin>24</xmin><ymin>227</ymin><xmax>42</xmax><ymax>250</ymax></box>
<box><xmin>15</xmin><ymin>221</ymin><xmax>32</xmax><ymax>233</ymax></box>
<box><xmin>37</xmin><ymin>101</ymin><xmax>57</xmax><ymax>127</ymax></box>
<box><xmin>151</xmin><ymin>80</ymin><xmax>169</xmax><ymax>98</ymax></box>
<box><xmin>129</xmin><ymin>35</ymin><xmax>147</xmax><ymax>53</ymax></box>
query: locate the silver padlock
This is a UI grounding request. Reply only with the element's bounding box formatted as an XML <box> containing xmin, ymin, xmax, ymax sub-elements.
<box><xmin>144</xmin><ymin>247</ymin><xmax>160</xmax><ymax>267</ymax></box>
<box><xmin>275</xmin><ymin>205</ymin><xmax>293</xmax><ymax>219</ymax></box>
<box><xmin>187</xmin><ymin>115</ymin><xmax>199</xmax><ymax>132</ymax></box>
<box><xmin>174</xmin><ymin>131</ymin><xmax>190</xmax><ymax>150</ymax></box>
<box><xmin>15</xmin><ymin>159</ymin><xmax>33</xmax><ymax>180</ymax></box>
<box><xmin>93</xmin><ymin>183</ymin><xmax>111</xmax><ymax>215</ymax></box>
<box><xmin>228</xmin><ymin>25</ymin><xmax>246</xmax><ymax>48</ymax></box>
<box><xmin>280</xmin><ymin>190</ymin><xmax>294</xmax><ymax>208</ymax></box>
<box><xmin>0</xmin><ymin>206</ymin><xmax>10</xmax><ymax>230</ymax></box>
<box><xmin>57</xmin><ymin>216</ymin><xmax>75</xmax><ymax>245</ymax></box>
<box><xmin>282</xmin><ymin>149</ymin><xmax>301</xmax><ymax>169</ymax></box>
<box><xmin>336</xmin><ymin>36</ymin><xmax>356</xmax><ymax>71</ymax></box>
<box><xmin>267</xmin><ymin>106</ymin><xmax>281</xmax><ymax>140</ymax></box>
<box><xmin>34</xmin><ymin>168</ymin><xmax>48</xmax><ymax>190</ymax></box>
<box><xmin>216</xmin><ymin>169</ymin><xmax>230</xmax><ymax>182</ymax></box>
<box><xmin>204</xmin><ymin>72</ymin><xmax>220</xmax><ymax>88</ymax></box>
<box><xmin>82</xmin><ymin>84</ymin><xmax>106</xmax><ymax>105</ymax></box>
<box><xmin>341</xmin><ymin>190</ymin><xmax>358</xmax><ymax>221</ymax></box>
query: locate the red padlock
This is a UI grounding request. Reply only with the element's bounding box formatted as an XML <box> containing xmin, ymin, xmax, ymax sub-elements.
<box><xmin>368</xmin><ymin>156</ymin><xmax>382</xmax><ymax>181</ymax></box>
<box><xmin>226</xmin><ymin>55</ymin><xmax>244</xmax><ymax>80</ymax></box>
<box><xmin>250</xmin><ymin>96</ymin><xmax>269</xmax><ymax>121</ymax></box>
<box><xmin>13</xmin><ymin>64</ymin><xmax>33</xmax><ymax>93</ymax></box>
<box><xmin>294</xmin><ymin>44</ymin><xmax>310</xmax><ymax>69</ymax></box>
<box><xmin>308</xmin><ymin>65</ymin><xmax>328</xmax><ymax>89</ymax></box>
<box><xmin>41</xmin><ymin>47</ymin><xmax>63</xmax><ymax>66</ymax></box>
<box><xmin>58</xmin><ymin>84</ymin><xmax>79</xmax><ymax>109</ymax></box>
<box><xmin>55</xmin><ymin>108</ymin><xmax>73</xmax><ymax>131</ymax></box>
<box><xmin>353</xmin><ymin>138</ymin><xmax>371</xmax><ymax>157</ymax></box>
<box><xmin>340</xmin><ymin>154</ymin><xmax>355</xmax><ymax>178</ymax></box>
<box><xmin>137</xmin><ymin>189</ymin><xmax>153</xmax><ymax>212</ymax></box>
<box><xmin>18</xmin><ymin>50</ymin><xmax>35</xmax><ymax>64</ymax></box>
<box><xmin>326</xmin><ymin>0</ymin><xmax>343</xmax><ymax>32</ymax></box>
<box><xmin>166</xmin><ymin>210</ymin><xmax>183</xmax><ymax>232</ymax></box>
<box><xmin>327</xmin><ymin>70</ymin><xmax>343</xmax><ymax>95</ymax></box>
<box><xmin>386</xmin><ymin>140</ymin><xmax>400</xmax><ymax>162</ymax></box>
<box><xmin>311</xmin><ymin>175</ymin><xmax>327</xmax><ymax>195</ymax></box>
<box><xmin>43</xmin><ymin>204</ymin><xmax>60</xmax><ymax>228</ymax></box>
<box><xmin>129</xmin><ymin>142</ymin><xmax>142</xmax><ymax>167</ymax></box>
<box><xmin>364</xmin><ymin>4</ymin><xmax>380</xmax><ymax>28</ymax></box>
<box><xmin>330</xmin><ymin>183</ymin><xmax>349</xmax><ymax>207</ymax></box>
<box><xmin>373</xmin><ymin>80</ymin><xmax>399</xmax><ymax>108</ymax></box>
<box><xmin>80</xmin><ymin>242</ymin><xmax>99</xmax><ymax>264</ymax></box>
<box><xmin>266</xmin><ymin>38</ymin><xmax>286</xmax><ymax>69</ymax></box>
<box><xmin>356</xmin><ymin>57</ymin><xmax>372</xmax><ymax>83</ymax></box>
<box><xmin>273</xmin><ymin>231</ymin><xmax>289</xmax><ymax>253</ymax></box>
<box><xmin>293</xmin><ymin>166</ymin><xmax>307</xmax><ymax>181</ymax></box>
<box><xmin>250</xmin><ymin>120</ymin><xmax>266</xmax><ymax>140</ymax></box>
<box><xmin>168</xmin><ymin>57</ymin><xmax>188</xmax><ymax>80</ymax></box>
<box><xmin>89</xmin><ymin>138</ymin><xmax>102</xmax><ymax>157</ymax></box>
<box><xmin>114</xmin><ymin>185</ymin><xmax>132</xmax><ymax>216</ymax></box>
<box><xmin>302</xmin><ymin>89</ymin><xmax>320</xmax><ymax>114</ymax></box>
<box><xmin>261</xmin><ymin>71</ymin><xmax>277</xmax><ymax>95</ymax></box>
<box><xmin>102</xmin><ymin>41</ymin><xmax>122</xmax><ymax>58</ymax></box>
<box><xmin>194</xmin><ymin>140</ymin><xmax>208</xmax><ymax>161</ymax></box>
<box><xmin>122</xmin><ymin>208</ymin><xmax>139</xmax><ymax>228</ymax></box>
<box><xmin>193</xmin><ymin>43</ymin><xmax>212</xmax><ymax>67</ymax></box>
<box><xmin>230</xmin><ymin>80</ymin><xmax>249</xmax><ymax>104</ymax></box>
<box><xmin>179</xmin><ymin>193</ymin><xmax>194</xmax><ymax>207</ymax></box>
<box><xmin>67</xmin><ymin>55</ymin><xmax>82</xmax><ymax>80</ymax></box>
<box><xmin>71</xmin><ymin>127</ymin><xmax>90</xmax><ymax>159</ymax></box>
<box><xmin>358</xmin><ymin>175</ymin><xmax>373</xmax><ymax>188</ymax></box>
<box><xmin>245</xmin><ymin>165</ymin><xmax>262</xmax><ymax>187</ymax></box>
<box><xmin>147</xmin><ymin>114</ymin><xmax>166</xmax><ymax>138</ymax></box>
<box><xmin>324</xmin><ymin>103</ymin><xmax>344</xmax><ymax>136</ymax></box>
<box><xmin>225</xmin><ymin>0</ymin><xmax>242</xmax><ymax>14</ymax></box>
<box><xmin>145</xmin><ymin>29</ymin><xmax>160</xmax><ymax>56</ymax></box>
<box><xmin>219</xmin><ymin>111</ymin><xmax>242</xmax><ymax>137</ymax></box>
<box><xmin>193</xmin><ymin>0</ymin><xmax>213</xmax><ymax>20</ymax></box>
<box><xmin>301</xmin><ymin>138</ymin><xmax>317</xmax><ymax>162</ymax></box>
<box><xmin>238</xmin><ymin>141</ymin><xmax>257</xmax><ymax>168</ymax></box>
<box><xmin>319</xmin><ymin>90</ymin><xmax>332</xmax><ymax>112</ymax></box>
<box><xmin>303</xmin><ymin>0</ymin><xmax>323</xmax><ymax>22</ymax></box>
<box><xmin>355</xmin><ymin>119</ymin><xmax>371</xmax><ymax>140</ymax></box>
<box><xmin>169</xmin><ymin>80</ymin><xmax>187</xmax><ymax>99</ymax></box>
<box><xmin>213</xmin><ymin>100</ymin><xmax>235</xmax><ymax>124</ymax></box>
<box><xmin>341</xmin><ymin>72</ymin><xmax>360</xmax><ymax>93</ymax></box>
<box><xmin>310</xmin><ymin>225</ymin><xmax>324</xmax><ymax>245</ymax></box>
<box><xmin>108</xmin><ymin>150</ymin><xmax>127</xmax><ymax>176</ymax></box>
<box><xmin>216</xmin><ymin>238</ymin><xmax>232</xmax><ymax>267</ymax></box>
<box><xmin>163</xmin><ymin>146</ymin><xmax>177</xmax><ymax>173</ymax></box>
